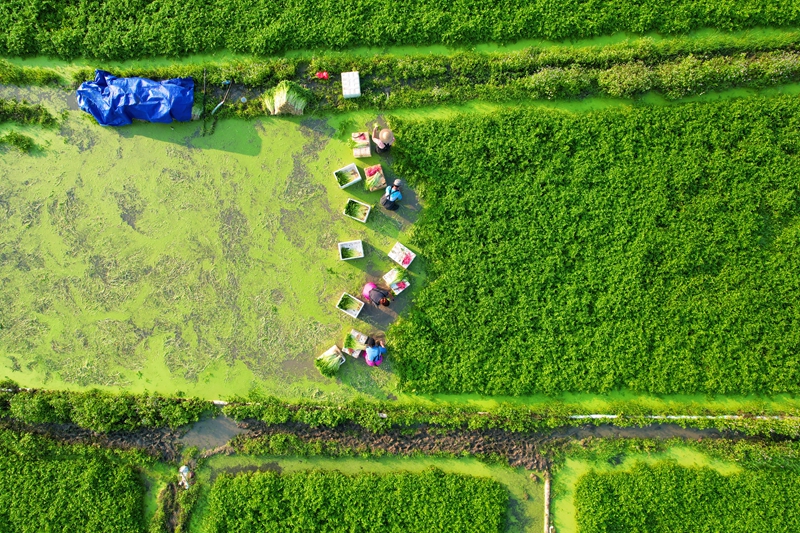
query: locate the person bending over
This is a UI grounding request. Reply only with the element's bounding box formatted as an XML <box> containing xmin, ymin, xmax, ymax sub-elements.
<box><xmin>372</xmin><ymin>126</ymin><xmax>394</xmax><ymax>154</ymax></box>
<box><xmin>381</xmin><ymin>179</ymin><xmax>403</xmax><ymax>211</ymax></box>
<box><xmin>365</xmin><ymin>337</ymin><xmax>386</xmax><ymax>366</ymax></box>
<box><xmin>362</xmin><ymin>282</ymin><xmax>391</xmax><ymax>306</ymax></box>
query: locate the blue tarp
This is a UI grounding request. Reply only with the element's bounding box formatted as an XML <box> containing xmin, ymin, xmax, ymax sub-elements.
<box><xmin>77</xmin><ymin>70</ymin><xmax>194</xmax><ymax>127</ymax></box>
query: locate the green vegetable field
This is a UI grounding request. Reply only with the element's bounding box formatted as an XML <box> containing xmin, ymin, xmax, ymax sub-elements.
<box><xmin>203</xmin><ymin>468</ymin><xmax>508</xmax><ymax>533</ymax></box>
<box><xmin>575</xmin><ymin>462</ymin><xmax>800</xmax><ymax>532</ymax></box>
<box><xmin>391</xmin><ymin>96</ymin><xmax>800</xmax><ymax>395</ymax></box>
<box><xmin>0</xmin><ymin>429</ymin><xmax>145</xmax><ymax>532</ymax></box>
<box><xmin>2</xmin><ymin>0</ymin><xmax>800</xmax><ymax>530</ymax></box>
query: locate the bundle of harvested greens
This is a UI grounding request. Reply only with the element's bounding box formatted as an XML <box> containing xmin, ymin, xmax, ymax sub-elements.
<box><xmin>315</xmin><ymin>346</ymin><xmax>345</xmax><ymax>377</ymax></box>
<box><xmin>263</xmin><ymin>81</ymin><xmax>309</xmax><ymax>115</ymax></box>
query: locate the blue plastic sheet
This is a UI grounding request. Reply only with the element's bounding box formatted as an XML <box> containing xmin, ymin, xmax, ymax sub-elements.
<box><xmin>77</xmin><ymin>70</ymin><xmax>194</xmax><ymax>127</ymax></box>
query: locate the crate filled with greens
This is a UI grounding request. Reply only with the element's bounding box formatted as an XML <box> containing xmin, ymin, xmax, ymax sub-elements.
<box><xmin>338</xmin><ymin>240</ymin><xmax>365</xmax><ymax>260</ymax></box>
<box><xmin>336</xmin><ymin>292</ymin><xmax>365</xmax><ymax>318</ymax></box>
<box><xmin>343</xmin><ymin>198</ymin><xmax>371</xmax><ymax>223</ymax></box>
<box><xmin>334</xmin><ymin>163</ymin><xmax>362</xmax><ymax>189</ymax></box>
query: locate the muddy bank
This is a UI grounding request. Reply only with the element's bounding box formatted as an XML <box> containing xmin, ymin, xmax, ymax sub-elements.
<box><xmin>1</xmin><ymin>419</ymin><xmax>182</xmax><ymax>461</ymax></box>
<box><xmin>234</xmin><ymin>421</ymin><xmax>736</xmax><ymax>471</ymax></box>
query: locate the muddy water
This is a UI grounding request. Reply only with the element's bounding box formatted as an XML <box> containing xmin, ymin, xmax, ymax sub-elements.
<box><xmin>179</xmin><ymin>414</ymin><xmax>244</xmax><ymax>450</ymax></box>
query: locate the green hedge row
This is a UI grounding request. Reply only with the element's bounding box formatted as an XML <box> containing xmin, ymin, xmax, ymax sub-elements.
<box><xmin>575</xmin><ymin>463</ymin><xmax>800</xmax><ymax>532</ymax></box>
<box><xmin>0</xmin><ymin>428</ymin><xmax>145</xmax><ymax>533</ymax></box>
<box><xmin>223</xmin><ymin>396</ymin><xmax>800</xmax><ymax>437</ymax></box>
<box><xmin>203</xmin><ymin>468</ymin><xmax>507</xmax><ymax>533</ymax></box>
<box><xmin>2</xmin><ymin>0</ymin><xmax>800</xmax><ymax>60</ymax></box>
<box><xmin>0</xmin><ymin>383</ymin><xmax>212</xmax><ymax>432</ymax></box>
<box><xmin>389</xmin><ymin>95</ymin><xmax>800</xmax><ymax>396</ymax></box>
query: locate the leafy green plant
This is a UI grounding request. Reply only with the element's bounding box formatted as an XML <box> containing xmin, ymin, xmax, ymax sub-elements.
<box><xmin>0</xmin><ymin>429</ymin><xmax>145</xmax><ymax>533</ymax></box>
<box><xmin>203</xmin><ymin>468</ymin><xmax>507</xmax><ymax>533</ymax></box>
<box><xmin>0</xmin><ymin>131</ymin><xmax>36</xmax><ymax>152</ymax></box>
<box><xmin>335</xmin><ymin>170</ymin><xmax>355</xmax><ymax>186</ymax></box>
<box><xmin>0</xmin><ymin>99</ymin><xmax>57</xmax><ymax>126</ymax></box>
<box><xmin>315</xmin><ymin>350</ymin><xmax>344</xmax><ymax>378</ymax></box>
<box><xmin>575</xmin><ymin>462</ymin><xmax>800</xmax><ymax>533</ymax></box>
<box><xmin>339</xmin><ymin>246</ymin><xmax>356</xmax><ymax>259</ymax></box>
<box><xmin>262</xmin><ymin>80</ymin><xmax>310</xmax><ymax>115</ymax></box>
<box><xmin>344</xmin><ymin>199</ymin><xmax>368</xmax><ymax>220</ymax></box>
<box><xmin>6</xmin><ymin>388</ymin><xmax>212</xmax><ymax>432</ymax></box>
<box><xmin>336</xmin><ymin>293</ymin><xmax>361</xmax><ymax>311</ymax></box>
<box><xmin>3</xmin><ymin>0</ymin><xmax>800</xmax><ymax>60</ymax></box>
<box><xmin>389</xmin><ymin>94</ymin><xmax>800</xmax><ymax>396</ymax></box>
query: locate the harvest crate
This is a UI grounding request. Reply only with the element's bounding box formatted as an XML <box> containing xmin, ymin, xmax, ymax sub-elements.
<box><xmin>341</xmin><ymin>71</ymin><xmax>361</xmax><ymax>99</ymax></box>
<box><xmin>343</xmin><ymin>329</ymin><xmax>368</xmax><ymax>357</ymax></box>
<box><xmin>336</xmin><ymin>292</ymin><xmax>365</xmax><ymax>318</ymax></box>
<box><xmin>383</xmin><ymin>268</ymin><xmax>410</xmax><ymax>296</ymax></box>
<box><xmin>343</xmin><ymin>198</ymin><xmax>371</xmax><ymax>223</ymax></box>
<box><xmin>364</xmin><ymin>164</ymin><xmax>386</xmax><ymax>191</ymax></box>
<box><xmin>388</xmin><ymin>242</ymin><xmax>416</xmax><ymax>268</ymax></box>
<box><xmin>353</xmin><ymin>146</ymin><xmax>371</xmax><ymax>158</ymax></box>
<box><xmin>338</xmin><ymin>240</ymin><xmax>365</xmax><ymax>260</ymax></box>
<box><xmin>334</xmin><ymin>163</ymin><xmax>362</xmax><ymax>189</ymax></box>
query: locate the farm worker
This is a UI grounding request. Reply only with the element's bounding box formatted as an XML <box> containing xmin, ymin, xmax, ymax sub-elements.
<box><xmin>362</xmin><ymin>282</ymin><xmax>391</xmax><ymax>306</ymax></box>
<box><xmin>179</xmin><ymin>465</ymin><xmax>192</xmax><ymax>490</ymax></box>
<box><xmin>372</xmin><ymin>125</ymin><xmax>394</xmax><ymax>154</ymax></box>
<box><xmin>364</xmin><ymin>337</ymin><xmax>386</xmax><ymax>366</ymax></box>
<box><xmin>380</xmin><ymin>179</ymin><xmax>403</xmax><ymax>211</ymax></box>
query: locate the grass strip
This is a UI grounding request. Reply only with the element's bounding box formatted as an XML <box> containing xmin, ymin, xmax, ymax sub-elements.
<box><xmin>0</xmin><ymin>98</ymin><xmax>57</xmax><ymax>126</ymax></box>
<box><xmin>1</xmin><ymin>383</ymin><xmax>213</xmax><ymax>432</ymax></box>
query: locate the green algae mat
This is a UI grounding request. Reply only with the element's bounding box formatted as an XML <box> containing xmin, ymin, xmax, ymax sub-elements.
<box><xmin>0</xmin><ymin>89</ymin><xmax>422</xmax><ymax>400</ymax></box>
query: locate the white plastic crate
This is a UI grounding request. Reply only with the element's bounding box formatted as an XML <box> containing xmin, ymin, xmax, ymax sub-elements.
<box><xmin>341</xmin><ymin>71</ymin><xmax>361</xmax><ymax>99</ymax></box>
<box><xmin>338</xmin><ymin>240</ymin><xmax>365</xmax><ymax>260</ymax></box>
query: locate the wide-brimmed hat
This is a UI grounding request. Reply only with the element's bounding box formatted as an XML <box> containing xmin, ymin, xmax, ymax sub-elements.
<box><xmin>379</xmin><ymin>129</ymin><xmax>394</xmax><ymax>144</ymax></box>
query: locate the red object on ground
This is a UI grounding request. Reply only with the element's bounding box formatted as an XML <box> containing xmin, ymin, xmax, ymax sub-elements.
<box><xmin>316</xmin><ymin>71</ymin><xmax>330</xmax><ymax>80</ymax></box>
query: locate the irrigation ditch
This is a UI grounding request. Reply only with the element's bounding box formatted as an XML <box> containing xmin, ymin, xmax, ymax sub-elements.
<box><xmin>4</xmin><ymin>411</ymin><xmax>797</xmax><ymax>533</ymax></box>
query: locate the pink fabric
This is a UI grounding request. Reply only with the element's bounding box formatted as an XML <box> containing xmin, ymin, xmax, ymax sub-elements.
<box><xmin>362</xmin><ymin>282</ymin><xmax>377</xmax><ymax>300</ymax></box>
<box><xmin>365</xmin><ymin>354</ymin><xmax>383</xmax><ymax>366</ymax></box>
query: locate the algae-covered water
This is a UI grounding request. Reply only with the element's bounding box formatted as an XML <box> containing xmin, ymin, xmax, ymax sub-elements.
<box><xmin>0</xmin><ymin>87</ymin><xmax>424</xmax><ymax>400</ymax></box>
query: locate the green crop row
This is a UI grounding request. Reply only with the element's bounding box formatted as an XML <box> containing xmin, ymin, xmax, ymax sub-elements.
<box><xmin>0</xmin><ymin>428</ymin><xmax>145</xmax><ymax>533</ymax></box>
<box><xmin>0</xmin><ymin>383</ymin><xmax>212</xmax><ymax>432</ymax></box>
<box><xmin>575</xmin><ymin>462</ymin><xmax>800</xmax><ymax>532</ymax></box>
<box><xmin>389</xmin><ymin>94</ymin><xmax>800</xmax><ymax>396</ymax></box>
<box><xmin>3</xmin><ymin>0</ymin><xmax>800</xmax><ymax>60</ymax></box>
<box><xmin>203</xmin><ymin>468</ymin><xmax>507</xmax><ymax>533</ymax></box>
